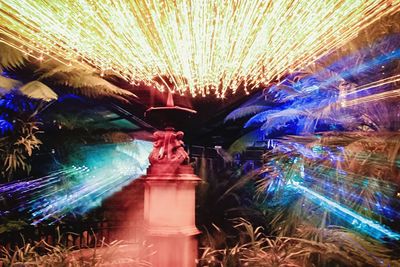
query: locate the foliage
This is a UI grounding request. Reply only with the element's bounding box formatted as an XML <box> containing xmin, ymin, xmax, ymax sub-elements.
<box><xmin>205</xmin><ymin>131</ymin><xmax>400</xmax><ymax>265</ymax></box>
<box><xmin>220</xmin><ymin>13</ymin><xmax>400</xmax><ymax>262</ymax></box>
<box><xmin>0</xmin><ymin>234</ymin><xmax>153</xmax><ymax>267</ymax></box>
<box><xmin>19</xmin><ymin>81</ymin><xmax>58</xmax><ymax>102</ymax></box>
<box><xmin>0</xmin><ymin>38</ymin><xmax>27</xmax><ymax>70</ymax></box>
<box><xmin>196</xmin><ymin>142</ymin><xmax>399</xmax><ymax>266</ymax></box>
<box><xmin>0</xmin><ymin>35</ymin><xmax>136</xmax><ymax>102</ymax></box>
<box><xmin>0</xmin><ymin>75</ymin><xmax>22</xmax><ymax>94</ymax></box>
<box><xmin>36</xmin><ymin>59</ymin><xmax>137</xmax><ymax>102</ymax></box>
<box><xmin>255</xmin><ymin>132</ymin><xmax>400</xmax><ymax>234</ymax></box>
<box><xmin>0</xmin><ymin>34</ymin><xmax>138</xmax><ymax>180</ymax></box>
<box><xmin>0</xmin><ymin>94</ymin><xmax>43</xmax><ymax>180</ymax></box>
<box><xmin>199</xmin><ymin>218</ymin><xmax>304</xmax><ymax>267</ymax></box>
<box><xmin>196</xmin><ymin>161</ymin><xmax>267</xmax><ymax>240</ymax></box>
<box><xmin>0</xmin><ymin>220</ymin><xmax>28</xmax><ymax>235</ymax></box>
<box><xmin>0</xmin><ymin>35</ymin><xmax>56</xmax><ymax>101</ymax></box>
<box><xmin>196</xmin><ymin>159</ymin><xmax>400</xmax><ymax>266</ymax></box>
<box><xmin>200</xmin><ymin>218</ymin><xmax>400</xmax><ymax>267</ymax></box>
<box><xmin>225</xmin><ymin>29</ymin><xmax>400</xmax><ymax>145</ymax></box>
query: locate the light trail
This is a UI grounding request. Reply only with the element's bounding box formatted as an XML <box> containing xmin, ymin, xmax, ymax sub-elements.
<box><xmin>264</xmin><ymin>139</ymin><xmax>400</xmax><ymax>240</ymax></box>
<box><xmin>345</xmin><ymin>74</ymin><xmax>400</xmax><ymax>97</ymax></box>
<box><xmin>288</xmin><ymin>181</ymin><xmax>400</xmax><ymax>240</ymax></box>
<box><xmin>0</xmin><ymin>140</ymin><xmax>153</xmax><ymax>224</ymax></box>
<box><xmin>0</xmin><ymin>1</ymin><xmax>399</xmax><ymax>97</ymax></box>
<box><xmin>343</xmin><ymin>88</ymin><xmax>400</xmax><ymax>106</ymax></box>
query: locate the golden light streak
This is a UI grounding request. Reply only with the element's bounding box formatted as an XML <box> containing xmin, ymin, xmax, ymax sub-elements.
<box><xmin>341</xmin><ymin>75</ymin><xmax>400</xmax><ymax>107</ymax></box>
<box><xmin>346</xmin><ymin>74</ymin><xmax>400</xmax><ymax>97</ymax></box>
<box><xmin>0</xmin><ymin>1</ymin><xmax>399</xmax><ymax>97</ymax></box>
<box><xmin>344</xmin><ymin>88</ymin><xmax>400</xmax><ymax>106</ymax></box>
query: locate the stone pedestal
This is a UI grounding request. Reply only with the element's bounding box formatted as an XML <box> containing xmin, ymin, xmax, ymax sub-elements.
<box><xmin>141</xmin><ymin>130</ymin><xmax>201</xmax><ymax>266</ymax></box>
<box><xmin>143</xmin><ymin>170</ymin><xmax>200</xmax><ymax>266</ymax></box>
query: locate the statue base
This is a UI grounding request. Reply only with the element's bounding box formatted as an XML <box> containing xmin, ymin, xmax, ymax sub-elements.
<box><xmin>141</xmin><ymin>166</ymin><xmax>201</xmax><ymax>266</ymax></box>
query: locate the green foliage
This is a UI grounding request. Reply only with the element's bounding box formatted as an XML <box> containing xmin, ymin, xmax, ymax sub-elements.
<box><xmin>0</xmin><ymin>37</ymin><xmax>27</xmax><ymax>71</ymax></box>
<box><xmin>198</xmin><ymin>135</ymin><xmax>400</xmax><ymax>266</ymax></box>
<box><xmin>0</xmin><ymin>35</ymin><xmax>135</xmax><ymax>102</ymax></box>
<box><xmin>199</xmin><ymin>219</ymin><xmax>400</xmax><ymax>267</ymax></box>
<box><xmin>0</xmin><ymin>220</ymin><xmax>28</xmax><ymax>235</ymax></box>
<box><xmin>0</xmin><ymin>235</ymin><xmax>153</xmax><ymax>267</ymax></box>
<box><xmin>0</xmin><ymin>111</ymin><xmax>42</xmax><ymax>180</ymax></box>
<box><xmin>36</xmin><ymin>59</ymin><xmax>137</xmax><ymax>102</ymax></box>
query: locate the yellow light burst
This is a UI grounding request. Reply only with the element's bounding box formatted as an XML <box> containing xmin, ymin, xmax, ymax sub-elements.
<box><xmin>0</xmin><ymin>0</ymin><xmax>399</xmax><ymax>97</ymax></box>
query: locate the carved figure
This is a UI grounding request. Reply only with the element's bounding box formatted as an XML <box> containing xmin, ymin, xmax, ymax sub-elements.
<box><xmin>148</xmin><ymin>129</ymin><xmax>189</xmax><ymax>165</ymax></box>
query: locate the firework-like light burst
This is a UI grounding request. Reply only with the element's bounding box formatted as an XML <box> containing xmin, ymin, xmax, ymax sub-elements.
<box><xmin>0</xmin><ymin>1</ymin><xmax>399</xmax><ymax>97</ymax></box>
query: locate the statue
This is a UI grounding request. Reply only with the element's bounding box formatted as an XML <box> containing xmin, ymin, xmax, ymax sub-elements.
<box><xmin>148</xmin><ymin>128</ymin><xmax>189</xmax><ymax>165</ymax></box>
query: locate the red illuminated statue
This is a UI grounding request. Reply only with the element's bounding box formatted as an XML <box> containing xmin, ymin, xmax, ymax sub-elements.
<box><xmin>143</xmin><ymin>92</ymin><xmax>200</xmax><ymax>266</ymax></box>
<box><xmin>148</xmin><ymin>129</ymin><xmax>188</xmax><ymax>165</ymax></box>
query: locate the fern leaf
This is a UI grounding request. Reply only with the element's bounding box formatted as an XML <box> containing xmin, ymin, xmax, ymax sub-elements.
<box><xmin>228</xmin><ymin>129</ymin><xmax>264</xmax><ymax>154</ymax></box>
<box><xmin>225</xmin><ymin>105</ymin><xmax>270</xmax><ymax>122</ymax></box>
<box><xmin>37</xmin><ymin>59</ymin><xmax>137</xmax><ymax>99</ymax></box>
<box><xmin>0</xmin><ymin>75</ymin><xmax>22</xmax><ymax>94</ymax></box>
<box><xmin>37</xmin><ymin>63</ymin><xmax>89</xmax><ymax>80</ymax></box>
<box><xmin>0</xmin><ymin>38</ymin><xmax>27</xmax><ymax>70</ymax></box>
<box><xmin>19</xmin><ymin>81</ymin><xmax>58</xmax><ymax>101</ymax></box>
<box><xmin>260</xmin><ymin>109</ymin><xmax>307</xmax><ymax>133</ymax></box>
<box><xmin>57</xmin><ymin>74</ymin><xmax>137</xmax><ymax>98</ymax></box>
<box><xmin>244</xmin><ymin>109</ymin><xmax>276</xmax><ymax>128</ymax></box>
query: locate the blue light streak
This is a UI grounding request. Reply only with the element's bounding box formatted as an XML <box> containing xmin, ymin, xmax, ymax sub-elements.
<box><xmin>288</xmin><ymin>180</ymin><xmax>400</xmax><ymax>240</ymax></box>
<box><xmin>0</xmin><ymin>140</ymin><xmax>153</xmax><ymax>224</ymax></box>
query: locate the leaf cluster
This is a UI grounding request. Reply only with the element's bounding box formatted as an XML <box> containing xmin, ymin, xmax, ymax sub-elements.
<box><xmin>0</xmin><ymin>233</ymin><xmax>152</xmax><ymax>267</ymax></box>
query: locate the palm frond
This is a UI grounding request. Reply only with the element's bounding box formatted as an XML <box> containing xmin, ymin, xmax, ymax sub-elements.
<box><xmin>260</xmin><ymin>109</ymin><xmax>307</xmax><ymax>132</ymax></box>
<box><xmin>296</xmin><ymin>226</ymin><xmax>397</xmax><ymax>266</ymax></box>
<box><xmin>62</xmin><ymin>74</ymin><xmax>136</xmax><ymax>97</ymax></box>
<box><xmin>36</xmin><ymin>60</ymin><xmax>92</xmax><ymax>80</ymax></box>
<box><xmin>0</xmin><ymin>38</ymin><xmax>27</xmax><ymax>70</ymax></box>
<box><xmin>19</xmin><ymin>81</ymin><xmax>58</xmax><ymax>102</ymax></box>
<box><xmin>267</xmin><ymin>84</ymin><xmax>299</xmax><ymax>102</ymax></box>
<box><xmin>228</xmin><ymin>129</ymin><xmax>264</xmax><ymax>154</ymax></box>
<box><xmin>0</xmin><ymin>75</ymin><xmax>22</xmax><ymax>94</ymax></box>
<box><xmin>37</xmin><ymin>60</ymin><xmax>137</xmax><ymax>100</ymax></box>
<box><xmin>225</xmin><ymin>105</ymin><xmax>270</xmax><ymax>122</ymax></box>
<box><xmin>244</xmin><ymin>109</ymin><xmax>278</xmax><ymax>128</ymax></box>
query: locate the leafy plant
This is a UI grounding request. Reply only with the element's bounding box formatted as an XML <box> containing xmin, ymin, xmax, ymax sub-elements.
<box><xmin>0</xmin><ymin>34</ymin><xmax>136</xmax><ymax>102</ymax></box>
<box><xmin>0</xmin><ymin>95</ymin><xmax>43</xmax><ymax>180</ymax></box>
<box><xmin>0</xmin><ymin>234</ymin><xmax>153</xmax><ymax>267</ymax></box>
<box><xmin>0</xmin><ymin>220</ymin><xmax>28</xmax><ymax>235</ymax></box>
<box><xmin>0</xmin><ymin>33</ymin><xmax>140</xmax><ymax>180</ymax></box>
<box><xmin>199</xmin><ymin>218</ymin><xmax>400</xmax><ymax>267</ymax></box>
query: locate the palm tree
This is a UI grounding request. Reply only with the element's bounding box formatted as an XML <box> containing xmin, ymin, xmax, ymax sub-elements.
<box><xmin>0</xmin><ymin>36</ymin><xmax>138</xmax><ymax>179</ymax></box>
<box><xmin>225</xmin><ymin>12</ymin><xmax>400</xmax><ymax>149</ymax></box>
<box><xmin>0</xmin><ymin>34</ymin><xmax>136</xmax><ymax>102</ymax></box>
<box><xmin>220</xmin><ymin>13</ymin><xmax>400</xmax><ymax>263</ymax></box>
